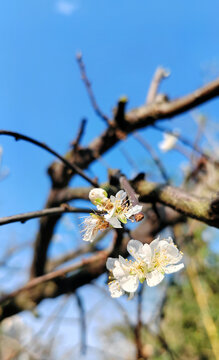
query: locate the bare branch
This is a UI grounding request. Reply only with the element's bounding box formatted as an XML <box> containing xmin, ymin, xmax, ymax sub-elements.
<box><xmin>71</xmin><ymin>118</ymin><xmax>87</xmax><ymax>152</ymax></box>
<box><xmin>133</xmin><ymin>132</ymin><xmax>170</xmax><ymax>183</ymax></box>
<box><xmin>120</xmin><ymin>146</ymin><xmax>139</xmax><ymax>173</ymax></box>
<box><xmin>135</xmin><ymin>284</ymin><xmax>147</xmax><ymax>360</ymax></box>
<box><xmin>146</xmin><ymin>67</ymin><xmax>170</xmax><ymax>104</ymax></box>
<box><xmin>75</xmin><ymin>292</ymin><xmax>87</xmax><ymax>355</ymax></box>
<box><xmin>0</xmin><ymin>206</ymin><xmax>184</xmax><ymax>320</ymax></box>
<box><xmin>120</xmin><ymin>175</ymin><xmax>144</xmax><ymax>222</ymax></box>
<box><xmin>152</xmin><ymin>123</ymin><xmax>219</xmax><ymax>165</ymax></box>
<box><xmin>30</xmin><ymin>76</ymin><xmax>219</xmax><ymax>278</ymax></box>
<box><xmin>0</xmin><ymin>249</ymin><xmax>110</xmax><ymax>305</ymax></box>
<box><xmin>135</xmin><ymin>179</ymin><xmax>219</xmax><ymax>228</ymax></box>
<box><xmin>76</xmin><ymin>52</ymin><xmax>110</xmax><ymax>125</ymax></box>
<box><xmin>0</xmin><ymin>205</ymin><xmax>95</xmax><ymax>226</ymax></box>
<box><xmin>0</xmin><ymin>130</ymin><xmax>98</xmax><ymax>187</ymax></box>
<box><xmin>47</xmin><ymin>230</ymin><xmax>109</xmax><ymax>271</ymax></box>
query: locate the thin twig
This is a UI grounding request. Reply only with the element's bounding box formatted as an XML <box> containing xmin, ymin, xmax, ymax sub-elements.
<box><xmin>71</xmin><ymin>118</ymin><xmax>87</xmax><ymax>151</ymax></box>
<box><xmin>133</xmin><ymin>132</ymin><xmax>170</xmax><ymax>183</ymax></box>
<box><xmin>0</xmin><ymin>130</ymin><xmax>98</xmax><ymax>187</ymax></box>
<box><xmin>0</xmin><ymin>205</ymin><xmax>96</xmax><ymax>226</ymax></box>
<box><xmin>75</xmin><ymin>292</ymin><xmax>87</xmax><ymax>355</ymax></box>
<box><xmin>152</xmin><ymin>124</ymin><xmax>219</xmax><ymax>165</ymax></box>
<box><xmin>47</xmin><ymin>229</ymin><xmax>109</xmax><ymax>271</ymax></box>
<box><xmin>27</xmin><ymin>296</ymin><xmax>70</xmax><ymax>358</ymax></box>
<box><xmin>120</xmin><ymin>175</ymin><xmax>144</xmax><ymax>222</ymax></box>
<box><xmin>135</xmin><ymin>284</ymin><xmax>147</xmax><ymax>360</ymax></box>
<box><xmin>120</xmin><ymin>146</ymin><xmax>139</xmax><ymax>173</ymax></box>
<box><xmin>76</xmin><ymin>52</ymin><xmax>110</xmax><ymax>125</ymax></box>
<box><xmin>0</xmin><ymin>249</ymin><xmax>110</xmax><ymax>305</ymax></box>
<box><xmin>146</xmin><ymin>67</ymin><xmax>170</xmax><ymax>104</ymax></box>
<box><xmin>30</xmin><ymin>76</ymin><xmax>219</xmax><ymax>278</ymax></box>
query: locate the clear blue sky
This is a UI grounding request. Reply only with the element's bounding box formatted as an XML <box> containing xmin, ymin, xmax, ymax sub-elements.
<box><xmin>0</xmin><ymin>0</ymin><xmax>219</xmax><ymax>357</ymax></box>
<box><xmin>1</xmin><ymin>0</ymin><xmax>219</xmax><ymax>217</ymax></box>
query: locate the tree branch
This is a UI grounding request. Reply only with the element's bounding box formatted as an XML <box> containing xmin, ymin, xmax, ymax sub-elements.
<box><xmin>76</xmin><ymin>52</ymin><xmax>110</xmax><ymax>125</ymax></box>
<box><xmin>0</xmin><ymin>130</ymin><xmax>98</xmax><ymax>187</ymax></box>
<box><xmin>133</xmin><ymin>132</ymin><xmax>170</xmax><ymax>183</ymax></box>
<box><xmin>152</xmin><ymin>123</ymin><xmax>219</xmax><ymax>164</ymax></box>
<box><xmin>146</xmin><ymin>67</ymin><xmax>170</xmax><ymax>104</ymax></box>
<box><xmin>134</xmin><ymin>179</ymin><xmax>219</xmax><ymax>228</ymax></box>
<box><xmin>0</xmin><ymin>206</ymin><xmax>184</xmax><ymax>321</ymax></box>
<box><xmin>71</xmin><ymin>118</ymin><xmax>87</xmax><ymax>152</ymax></box>
<box><xmin>30</xmin><ymin>76</ymin><xmax>219</xmax><ymax>278</ymax></box>
<box><xmin>0</xmin><ymin>249</ymin><xmax>110</xmax><ymax>305</ymax></box>
<box><xmin>0</xmin><ymin>205</ymin><xmax>95</xmax><ymax>226</ymax></box>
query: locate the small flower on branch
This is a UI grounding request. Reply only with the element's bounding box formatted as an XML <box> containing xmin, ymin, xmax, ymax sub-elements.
<box><xmin>104</xmin><ymin>190</ymin><xmax>142</xmax><ymax>228</ymax></box>
<box><xmin>82</xmin><ymin>188</ymin><xmax>143</xmax><ymax>242</ymax></box>
<box><xmin>81</xmin><ymin>214</ymin><xmax>109</xmax><ymax>242</ymax></box>
<box><xmin>106</xmin><ymin>237</ymin><xmax>184</xmax><ymax>298</ymax></box>
<box><xmin>159</xmin><ymin>132</ymin><xmax>178</xmax><ymax>152</ymax></box>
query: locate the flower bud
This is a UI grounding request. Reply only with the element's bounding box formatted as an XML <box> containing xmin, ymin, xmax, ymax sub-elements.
<box><xmin>89</xmin><ymin>188</ymin><xmax>108</xmax><ymax>206</ymax></box>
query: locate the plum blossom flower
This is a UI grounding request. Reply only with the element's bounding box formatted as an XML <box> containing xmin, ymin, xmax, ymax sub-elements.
<box><xmin>106</xmin><ymin>237</ymin><xmax>184</xmax><ymax>298</ymax></box>
<box><xmin>89</xmin><ymin>188</ymin><xmax>108</xmax><ymax>209</ymax></box>
<box><xmin>104</xmin><ymin>190</ymin><xmax>143</xmax><ymax>228</ymax></box>
<box><xmin>82</xmin><ymin>214</ymin><xmax>109</xmax><ymax>242</ymax></box>
<box><xmin>82</xmin><ymin>188</ymin><xmax>143</xmax><ymax>242</ymax></box>
<box><xmin>159</xmin><ymin>132</ymin><xmax>178</xmax><ymax>152</ymax></box>
<box><xmin>106</xmin><ymin>256</ymin><xmax>139</xmax><ymax>298</ymax></box>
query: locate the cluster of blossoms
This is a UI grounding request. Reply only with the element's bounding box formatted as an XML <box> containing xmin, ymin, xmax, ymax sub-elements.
<box><xmin>82</xmin><ymin>188</ymin><xmax>142</xmax><ymax>242</ymax></box>
<box><xmin>106</xmin><ymin>237</ymin><xmax>184</xmax><ymax>298</ymax></box>
<box><xmin>82</xmin><ymin>188</ymin><xmax>184</xmax><ymax>299</ymax></box>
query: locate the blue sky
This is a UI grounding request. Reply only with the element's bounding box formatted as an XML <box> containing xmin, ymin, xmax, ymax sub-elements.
<box><xmin>0</xmin><ymin>0</ymin><xmax>219</xmax><ymax>356</ymax></box>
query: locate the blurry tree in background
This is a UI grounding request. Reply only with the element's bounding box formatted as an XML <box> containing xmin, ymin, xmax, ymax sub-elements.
<box><xmin>0</xmin><ymin>50</ymin><xmax>219</xmax><ymax>360</ymax></box>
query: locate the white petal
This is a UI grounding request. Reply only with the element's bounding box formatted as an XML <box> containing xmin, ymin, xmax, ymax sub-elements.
<box><xmin>149</xmin><ymin>236</ymin><xmax>160</xmax><ymax>253</ymax></box>
<box><xmin>159</xmin><ymin>133</ymin><xmax>177</xmax><ymax>152</ymax></box>
<box><xmin>89</xmin><ymin>188</ymin><xmax>108</xmax><ymax>205</ymax></box>
<box><xmin>127</xmin><ymin>239</ymin><xmax>143</xmax><ymax>259</ymax></box>
<box><xmin>120</xmin><ymin>274</ymin><xmax>139</xmax><ymax>292</ymax></box>
<box><xmin>118</xmin><ymin>255</ymin><xmax>129</xmax><ymax>267</ymax></box>
<box><xmin>110</xmin><ymin>195</ymin><xmax>116</xmax><ymax>203</ymax></box>
<box><xmin>116</xmin><ymin>190</ymin><xmax>127</xmax><ymax>201</ymax></box>
<box><xmin>106</xmin><ymin>257</ymin><xmax>116</xmax><ymax>271</ymax></box>
<box><xmin>165</xmin><ymin>263</ymin><xmax>184</xmax><ymax>274</ymax></box>
<box><xmin>108</xmin><ymin>217</ymin><xmax>122</xmax><ymax>228</ymax></box>
<box><xmin>126</xmin><ymin>205</ymin><xmax>143</xmax><ymax>218</ymax></box>
<box><xmin>127</xmin><ymin>239</ymin><xmax>152</xmax><ymax>263</ymax></box>
<box><xmin>146</xmin><ymin>270</ymin><xmax>164</xmax><ymax>287</ymax></box>
<box><xmin>112</xmin><ymin>259</ymin><xmax>130</xmax><ymax>280</ymax></box>
<box><xmin>82</xmin><ymin>226</ymin><xmax>98</xmax><ymax>242</ymax></box>
<box><xmin>165</xmin><ymin>244</ymin><xmax>182</xmax><ymax>264</ymax></box>
<box><xmin>108</xmin><ymin>281</ymin><xmax>124</xmax><ymax>298</ymax></box>
<box><xmin>141</xmin><ymin>243</ymin><xmax>152</xmax><ymax>263</ymax></box>
<box><xmin>96</xmin><ymin>204</ymin><xmax>105</xmax><ymax>211</ymax></box>
<box><xmin>104</xmin><ymin>205</ymin><xmax>116</xmax><ymax>219</ymax></box>
<box><xmin>165</xmin><ymin>236</ymin><xmax>174</xmax><ymax>244</ymax></box>
<box><xmin>156</xmin><ymin>239</ymin><xmax>170</xmax><ymax>250</ymax></box>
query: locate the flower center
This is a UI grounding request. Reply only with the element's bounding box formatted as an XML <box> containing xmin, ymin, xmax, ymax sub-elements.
<box><xmin>152</xmin><ymin>249</ymin><xmax>170</xmax><ymax>270</ymax></box>
<box><xmin>128</xmin><ymin>260</ymin><xmax>149</xmax><ymax>281</ymax></box>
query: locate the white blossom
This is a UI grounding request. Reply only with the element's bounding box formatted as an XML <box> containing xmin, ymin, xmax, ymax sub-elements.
<box><xmin>89</xmin><ymin>188</ymin><xmax>108</xmax><ymax>208</ymax></box>
<box><xmin>104</xmin><ymin>190</ymin><xmax>143</xmax><ymax>228</ymax></box>
<box><xmin>159</xmin><ymin>132</ymin><xmax>178</xmax><ymax>152</ymax></box>
<box><xmin>106</xmin><ymin>237</ymin><xmax>184</xmax><ymax>297</ymax></box>
<box><xmin>82</xmin><ymin>214</ymin><xmax>109</xmax><ymax>242</ymax></box>
<box><xmin>82</xmin><ymin>189</ymin><xmax>143</xmax><ymax>241</ymax></box>
<box><xmin>106</xmin><ymin>256</ymin><xmax>139</xmax><ymax>297</ymax></box>
<box><xmin>132</xmin><ymin>236</ymin><xmax>184</xmax><ymax>287</ymax></box>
